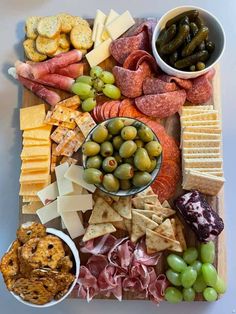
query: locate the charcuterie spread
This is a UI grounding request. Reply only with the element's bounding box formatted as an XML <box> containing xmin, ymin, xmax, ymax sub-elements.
<box><xmin>0</xmin><ymin>7</ymin><xmax>227</xmax><ymax>307</ymax></box>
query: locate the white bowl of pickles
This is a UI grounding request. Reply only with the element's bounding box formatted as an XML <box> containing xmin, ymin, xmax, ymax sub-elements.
<box><xmin>152</xmin><ymin>6</ymin><xmax>225</xmax><ymax>79</ymax></box>
<box><xmin>82</xmin><ymin>117</ymin><xmax>163</xmax><ymax>197</ymax></box>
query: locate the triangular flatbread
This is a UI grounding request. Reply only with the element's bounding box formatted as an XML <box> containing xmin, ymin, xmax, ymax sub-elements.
<box><xmin>131</xmin><ymin>211</ymin><xmax>158</xmax><ymax>242</ymax></box>
<box><xmin>88</xmin><ymin>197</ymin><xmax>122</xmax><ymax>224</ymax></box>
<box><xmin>83</xmin><ymin>223</ymin><xmax>116</xmax><ymax>242</ymax></box>
<box><xmin>124</xmin><ymin>218</ymin><xmax>132</xmax><ymax>234</ymax></box>
<box><xmin>146</xmin><ymin>229</ymin><xmax>182</xmax><ymax>253</ymax></box>
<box><xmin>112</xmin><ymin>219</ymin><xmax>126</xmax><ymax>231</ymax></box>
<box><xmin>162</xmin><ymin>200</ymin><xmax>171</xmax><ymax>208</ymax></box>
<box><xmin>132</xmin><ymin>209</ymin><xmax>157</xmax><ymax>219</ymax></box>
<box><xmin>152</xmin><ymin>214</ymin><xmax>163</xmax><ymax>224</ymax></box>
<box><xmin>113</xmin><ymin>197</ymin><xmax>132</xmax><ymax>219</ymax></box>
<box><xmin>154</xmin><ymin>219</ymin><xmax>175</xmax><ymax>240</ymax></box>
<box><xmin>175</xmin><ymin>216</ymin><xmax>187</xmax><ymax>250</ymax></box>
<box><xmin>137</xmin><ymin>186</ymin><xmax>154</xmax><ymax>197</ymax></box>
<box><xmin>144</xmin><ymin>204</ymin><xmax>176</xmax><ymax>218</ymax></box>
<box><xmin>132</xmin><ymin>195</ymin><xmax>159</xmax><ymax>209</ymax></box>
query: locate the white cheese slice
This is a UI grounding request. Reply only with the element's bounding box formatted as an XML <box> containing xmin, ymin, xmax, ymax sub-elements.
<box><xmin>68</xmin><ymin>183</ymin><xmax>83</xmax><ymax>195</ymax></box>
<box><xmin>92</xmin><ymin>9</ymin><xmax>106</xmax><ymax>41</ymax></box>
<box><xmin>102</xmin><ymin>9</ymin><xmax>119</xmax><ymax>40</ymax></box>
<box><xmin>36</xmin><ymin>200</ymin><xmax>59</xmax><ymax>224</ymax></box>
<box><xmin>55</xmin><ymin>163</ymin><xmax>74</xmax><ymax>196</ymax></box>
<box><xmin>60</xmin><ymin>212</ymin><xmax>85</xmax><ymax>239</ymax></box>
<box><xmin>86</xmin><ymin>38</ymin><xmax>112</xmax><ymax>68</ymax></box>
<box><xmin>64</xmin><ymin>164</ymin><xmax>96</xmax><ymax>193</ymax></box>
<box><xmin>37</xmin><ymin>182</ymin><xmax>59</xmax><ymax>205</ymax></box>
<box><xmin>106</xmin><ymin>10</ymin><xmax>135</xmax><ymax>40</ymax></box>
<box><xmin>94</xmin><ymin>22</ymin><xmax>104</xmax><ymax>47</ymax></box>
<box><xmin>57</xmin><ymin>194</ymin><xmax>93</xmax><ymax>213</ymax></box>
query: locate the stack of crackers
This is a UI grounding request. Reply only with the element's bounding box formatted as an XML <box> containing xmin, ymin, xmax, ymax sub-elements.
<box><xmin>45</xmin><ymin>96</ymin><xmax>96</xmax><ymax>172</ymax></box>
<box><xmin>19</xmin><ymin>104</ymin><xmax>51</xmax><ymax>207</ymax></box>
<box><xmin>180</xmin><ymin>105</ymin><xmax>225</xmax><ymax>195</ymax></box>
<box><xmin>83</xmin><ymin>187</ymin><xmax>186</xmax><ymax>254</ymax></box>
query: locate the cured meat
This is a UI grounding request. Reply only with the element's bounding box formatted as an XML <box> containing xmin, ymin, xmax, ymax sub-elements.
<box><xmin>205</xmin><ymin>68</ymin><xmax>216</xmax><ymax>81</ymax></box>
<box><xmin>55</xmin><ymin>63</ymin><xmax>84</xmax><ymax>78</ymax></box>
<box><xmin>110</xmin><ymin>31</ymin><xmax>149</xmax><ymax>64</ymax></box>
<box><xmin>143</xmin><ymin>77</ymin><xmax>177</xmax><ymax>95</ymax></box>
<box><xmin>175</xmin><ymin>190</ymin><xmax>224</xmax><ymax>242</ymax></box>
<box><xmin>16</xmin><ymin>49</ymin><xmax>83</xmax><ymax>79</ymax></box>
<box><xmin>80</xmin><ymin>234</ymin><xmax>116</xmax><ymax>255</ymax></box>
<box><xmin>123</xmin><ymin>50</ymin><xmax>158</xmax><ymax>73</ymax></box>
<box><xmin>109</xmin><ymin>101</ymin><xmax>121</xmax><ymax>118</ymax></box>
<box><xmin>135</xmin><ymin>90</ymin><xmax>186</xmax><ymax>118</ymax></box>
<box><xmin>35</xmin><ymin>74</ymin><xmax>74</xmax><ymax>91</ymax></box>
<box><xmin>18</xmin><ymin>75</ymin><xmax>61</xmax><ymax>106</ymax></box>
<box><xmin>113</xmin><ymin>62</ymin><xmax>151</xmax><ymax>98</ymax></box>
<box><xmin>133</xmin><ymin>239</ymin><xmax>161</xmax><ymax>266</ymax></box>
<box><xmin>158</xmin><ymin>74</ymin><xmax>192</xmax><ymax>90</ymax></box>
<box><xmin>86</xmin><ymin>255</ymin><xmax>108</xmax><ymax>278</ymax></box>
<box><xmin>131</xmin><ymin>20</ymin><xmax>157</xmax><ymax>49</ymax></box>
<box><xmin>186</xmin><ymin>73</ymin><xmax>213</xmax><ymax>104</ymax></box>
<box><xmin>148</xmin><ymin>274</ymin><xmax>169</xmax><ymax>303</ymax></box>
<box><xmin>119</xmin><ymin>98</ymin><xmax>145</xmax><ymax>119</ymax></box>
<box><xmin>77</xmin><ymin>266</ymin><xmax>99</xmax><ymax>302</ymax></box>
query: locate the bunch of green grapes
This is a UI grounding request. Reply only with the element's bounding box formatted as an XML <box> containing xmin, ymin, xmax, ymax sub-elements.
<box><xmin>71</xmin><ymin>66</ymin><xmax>121</xmax><ymax>112</ymax></box>
<box><xmin>164</xmin><ymin>241</ymin><xmax>226</xmax><ymax>303</ymax></box>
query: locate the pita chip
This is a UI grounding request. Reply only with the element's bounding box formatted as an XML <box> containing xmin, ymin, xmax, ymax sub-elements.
<box><xmin>162</xmin><ymin>200</ymin><xmax>171</xmax><ymax>208</ymax></box>
<box><xmin>144</xmin><ymin>204</ymin><xmax>176</xmax><ymax>218</ymax></box>
<box><xmin>154</xmin><ymin>219</ymin><xmax>175</xmax><ymax>240</ymax></box>
<box><xmin>112</xmin><ymin>219</ymin><xmax>127</xmax><ymax>231</ymax></box>
<box><xmin>131</xmin><ymin>211</ymin><xmax>158</xmax><ymax>242</ymax></box>
<box><xmin>132</xmin><ymin>209</ymin><xmax>156</xmax><ymax>219</ymax></box>
<box><xmin>175</xmin><ymin>216</ymin><xmax>187</xmax><ymax>250</ymax></box>
<box><xmin>83</xmin><ymin>223</ymin><xmax>116</xmax><ymax>242</ymax></box>
<box><xmin>132</xmin><ymin>195</ymin><xmax>159</xmax><ymax>209</ymax></box>
<box><xmin>136</xmin><ymin>186</ymin><xmax>155</xmax><ymax>197</ymax></box>
<box><xmin>146</xmin><ymin>229</ymin><xmax>182</xmax><ymax>253</ymax></box>
<box><xmin>113</xmin><ymin>197</ymin><xmax>132</xmax><ymax>219</ymax></box>
<box><xmin>152</xmin><ymin>214</ymin><xmax>163</xmax><ymax>224</ymax></box>
<box><xmin>89</xmin><ymin>197</ymin><xmax>122</xmax><ymax>224</ymax></box>
<box><xmin>124</xmin><ymin>218</ymin><xmax>132</xmax><ymax>234</ymax></box>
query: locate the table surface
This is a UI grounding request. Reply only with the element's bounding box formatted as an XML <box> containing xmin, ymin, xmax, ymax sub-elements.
<box><xmin>0</xmin><ymin>0</ymin><xmax>235</xmax><ymax>313</ymax></box>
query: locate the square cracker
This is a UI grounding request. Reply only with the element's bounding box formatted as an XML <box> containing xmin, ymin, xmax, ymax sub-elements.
<box><xmin>20</xmin><ymin>104</ymin><xmax>46</xmax><ymax>130</ymax></box>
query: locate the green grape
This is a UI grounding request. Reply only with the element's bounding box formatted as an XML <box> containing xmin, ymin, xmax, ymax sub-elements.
<box><xmin>100</xmin><ymin>71</ymin><xmax>115</xmax><ymax>84</ymax></box>
<box><xmin>93</xmin><ymin>78</ymin><xmax>104</xmax><ymax>92</ymax></box>
<box><xmin>164</xmin><ymin>287</ymin><xmax>183</xmax><ymax>304</ymax></box>
<box><xmin>80</xmin><ymin>88</ymin><xmax>96</xmax><ymax>100</ymax></box>
<box><xmin>90</xmin><ymin>65</ymin><xmax>103</xmax><ymax>78</ymax></box>
<box><xmin>213</xmin><ymin>276</ymin><xmax>227</xmax><ymax>294</ymax></box>
<box><xmin>183</xmin><ymin>288</ymin><xmax>196</xmax><ymax>301</ymax></box>
<box><xmin>76</xmin><ymin>75</ymin><xmax>93</xmax><ymax>86</ymax></box>
<box><xmin>193</xmin><ymin>274</ymin><xmax>207</xmax><ymax>293</ymax></box>
<box><xmin>191</xmin><ymin>260</ymin><xmax>202</xmax><ymax>275</ymax></box>
<box><xmin>167</xmin><ymin>254</ymin><xmax>187</xmax><ymax>273</ymax></box>
<box><xmin>103</xmin><ymin>84</ymin><xmax>121</xmax><ymax>99</ymax></box>
<box><xmin>183</xmin><ymin>247</ymin><xmax>198</xmax><ymax>264</ymax></box>
<box><xmin>200</xmin><ymin>241</ymin><xmax>215</xmax><ymax>263</ymax></box>
<box><xmin>166</xmin><ymin>269</ymin><xmax>182</xmax><ymax>286</ymax></box>
<box><xmin>82</xmin><ymin>98</ymin><xmax>97</xmax><ymax>112</ymax></box>
<box><xmin>180</xmin><ymin>266</ymin><xmax>197</xmax><ymax>288</ymax></box>
<box><xmin>71</xmin><ymin>82</ymin><xmax>91</xmax><ymax>97</ymax></box>
<box><xmin>201</xmin><ymin>263</ymin><xmax>217</xmax><ymax>286</ymax></box>
<box><xmin>203</xmin><ymin>287</ymin><xmax>218</xmax><ymax>302</ymax></box>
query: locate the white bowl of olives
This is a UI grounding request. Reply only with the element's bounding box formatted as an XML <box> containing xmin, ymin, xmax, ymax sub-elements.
<box><xmin>82</xmin><ymin>117</ymin><xmax>163</xmax><ymax>197</ymax></box>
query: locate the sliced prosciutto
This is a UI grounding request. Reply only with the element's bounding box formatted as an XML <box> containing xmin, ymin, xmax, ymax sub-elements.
<box><xmin>55</xmin><ymin>63</ymin><xmax>84</xmax><ymax>78</ymax></box>
<box><xmin>15</xmin><ymin>49</ymin><xmax>83</xmax><ymax>79</ymax></box>
<box><xmin>36</xmin><ymin>74</ymin><xmax>74</xmax><ymax>91</ymax></box>
<box><xmin>18</xmin><ymin>76</ymin><xmax>61</xmax><ymax>106</ymax></box>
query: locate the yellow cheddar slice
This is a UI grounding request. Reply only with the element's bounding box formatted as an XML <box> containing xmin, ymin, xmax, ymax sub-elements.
<box><xmin>20</xmin><ymin>104</ymin><xmax>46</xmax><ymax>130</ymax></box>
<box><xmin>23</xmin><ymin>125</ymin><xmax>52</xmax><ymax>140</ymax></box>
<box><xmin>21</xmin><ymin>146</ymin><xmax>51</xmax><ymax>158</ymax></box>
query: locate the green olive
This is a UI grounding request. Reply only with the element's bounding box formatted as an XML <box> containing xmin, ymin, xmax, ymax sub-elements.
<box><xmin>86</xmin><ymin>155</ymin><xmax>102</xmax><ymax>169</ymax></box>
<box><xmin>120</xmin><ymin>179</ymin><xmax>132</xmax><ymax>190</ymax></box>
<box><xmin>102</xmin><ymin>174</ymin><xmax>120</xmax><ymax>192</ymax></box>
<box><xmin>135</xmin><ymin>139</ymin><xmax>144</xmax><ymax>148</ymax></box>
<box><xmin>146</xmin><ymin>158</ymin><xmax>157</xmax><ymax>173</ymax></box>
<box><xmin>114</xmin><ymin>163</ymin><xmax>134</xmax><ymax>180</ymax></box>
<box><xmin>132</xmin><ymin>171</ymin><xmax>152</xmax><ymax>187</ymax></box>
<box><xmin>107</xmin><ymin>118</ymin><xmax>124</xmax><ymax>135</ymax></box>
<box><xmin>92</xmin><ymin>125</ymin><xmax>108</xmax><ymax>143</ymax></box>
<box><xmin>83</xmin><ymin>168</ymin><xmax>103</xmax><ymax>184</ymax></box>
<box><xmin>100</xmin><ymin>141</ymin><xmax>114</xmax><ymax>157</ymax></box>
<box><xmin>119</xmin><ymin>140</ymin><xmax>137</xmax><ymax>158</ymax></box>
<box><xmin>134</xmin><ymin>148</ymin><xmax>151</xmax><ymax>171</ymax></box>
<box><xmin>112</xmin><ymin>136</ymin><xmax>124</xmax><ymax>150</ymax></box>
<box><xmin>82</xmin><ymin>141</ymin><xmax>100</xmax><ymax>156</ymax></box>
<box><xmin>102</xmin><ymin>156</ymin><xmax>117</xmax><ymax>173</ymax></box>
<box><xmin>121</xmin><ymin>126</ymin><xmax>137</xmax><ymax>140</ymax></box>
<box><xmin>145</xmin><ymin>141</ymin><xmax>162</xmax><ymax>157</ymax></box>
<box><xmin>138</xmin><ymin>126</ymin><xmax>154</xmax><ymax>142</ymax></box>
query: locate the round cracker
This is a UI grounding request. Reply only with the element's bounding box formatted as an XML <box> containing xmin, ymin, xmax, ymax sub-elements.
<box><xmin>36</xmin><ymin>35</ymin><xmax>59</xmax><ymax>55</ymax></box>
<box><xmin>37</xmin><ymin>16</ymin><xmax>61</xmax><ymax>39</ymax></box>
<box><xmin>70</xmin><ymin>24</ymin><xmax>93</xmax><ymax>49</ymax></box>
<box><xmin>48</xmin><ymin>46</ymin><xmax>70</xmax><ymax>57</ymax></box>
<box><xmin>73</xmin><ymin>16</ymin><xmax>90</xmax><ymax>28</ymax></box>
<box><xmin>58</xmin><ymin>33</ymin><xmax>70</xmax><ymax>49</ymax></box>
<box><xmin>57</xmin><ymin>13</ymin><xmax>74</xmax><ymax>33</ymax></box>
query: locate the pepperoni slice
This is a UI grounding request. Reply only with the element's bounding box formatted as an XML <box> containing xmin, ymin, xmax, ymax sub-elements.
<box><xmin>123</xmin><ymin>50</ymin><xmax>158</xmax><ymax>72</ymax></box>
<box><xmin>158</xmin><ymin>74</ymin><xmax>192</xmax><ymax>90</ymax></box>
<box><xmin>103</xmin><ymin>101</ymin><xmax>115</xmax><ymax>120</ymax></box>
<box><xmin>109</xmin><ymin>101</ymin><xmax>121</xmax><ymax>118</ymax></box>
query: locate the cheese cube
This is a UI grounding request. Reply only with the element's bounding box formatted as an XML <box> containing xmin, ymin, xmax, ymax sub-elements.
<box><xmin>57</xmin><ymin>195</ymin><xmax>93</xmax><ymax>213</ymax></box>
<box><xmin>55</xmin><ymin>163</ymin><xmax>74</xmax><ymax>196</ymax></box>
<box><xmin>64</xmin><ymin>165</ymin><xmax>96</xmax><ymax>193</ymax></box>
<box><xmin>106</xmin><ymin>10</ymin><xmax>135</xmax><ymax>40</ymax></box>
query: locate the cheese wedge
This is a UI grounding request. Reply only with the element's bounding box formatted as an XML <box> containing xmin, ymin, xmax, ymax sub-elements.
<box><xmin>86</xmin><ymin>38</ymin><xmax>112</xmax><ymax>68</ymax></box>
<box><xmin>106</xmin><ymin>10</ymin><xmax>135</xmax><ymax>40</ymax></box>
<box><xmin>102</xmin><ymin>9</ymin><xmax>119</xmax><ymax>40</ymax></box>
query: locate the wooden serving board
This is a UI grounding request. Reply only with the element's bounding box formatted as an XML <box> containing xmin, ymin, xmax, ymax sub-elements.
<box><xmin>19</xmin><ymin>18</ymin><xmax>226</xmax><ymax>301</ymax></box>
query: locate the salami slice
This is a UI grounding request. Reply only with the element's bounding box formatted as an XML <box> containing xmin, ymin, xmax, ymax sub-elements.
<box><xmin>186</xmin><ymin>74</ymin><xmax>212</xmax><ymax>104</ymax></box>
<box><xmin>205</xmin><ymin>68</ymin><xmax>215</xmax><ymax>81</ymax></box>
<box><xmin>110</xmin><ymin>31</ymin><xmax>149</xmax><ymax>65</ymax></box>
<box><xmin>113</xmin><ymin>62</ymin><xmax>151</xmax><ymax>98</ymax></box>
<box><xmin>109</xmin><ymin>101</ymin><xmax>121</xmax><ymax>118</ymax></box>
<box><xmin>143</xmin><ymin>77</ymin><xmax>177</xmax><ymax>95</ymax></box>
<box><xmin>131</xmin><ymin>20</ymin><xmax>157</xmax><ymax>50</ymax></box>
<box><xmin>135</xmin><ymin>90</ymin><xmax>186</xmax><ymax>118</ymax></box>
<box><xmin>123</xmin><ymin>50</ymin><xmax>158</xmax><ymax>73</ymax></box>
<box><xmin>158</xmin><ymin>74</ymin><xmax>192</xmax><ymax>90</ymax></box>
<box><xmin>103</xmin><ymin>101</ymin><xmax>115</xmax><ymax>120</ymax></box>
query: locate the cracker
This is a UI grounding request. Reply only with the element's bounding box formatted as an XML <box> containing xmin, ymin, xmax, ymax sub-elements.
<box><xmin>70</xmin><ymin>24</ymin><xmax>93</xmax><ymax>49</ymax></box>
<box><xmin>58</xmin><ymin>33</ymin><xmax>70</xmax><ymax>49</ymax></box>
<box><xmin>17</xmin><ymin>222</ymin><xmax>46</xmax><ymax>243</ymax></box>
<box><xmin>50</xmin><ymin>126</ymin><xmax>69</xmax><ymax>143</ymax></box>
<box><xmin>123</xmin><ymin>218</ymin><xmax>132</xmax><ymax>234</ymax></box>
<box><xmin>181</xmin><ymin>120</ymin><xmax>221</xmax><ymax>127</ymax></box>
<box><xmin>60</xmin><ymin>156</ymin><xmax>77</xmax><ymax>165</ymax></box>
<box><xmin>89</xmin><ymin>197</ymin><xmax>122</xmax><ymax>224</ymax></box>
<box><xmin>23</xmin><ymin>39</ymin><xmax>47</xmax><ymax>62</ymax></box>
<box><xmin>182</xmin><ymin>147</ymin><xmax>221</xmax><ymax>154</ymax></box>
<box><xmin>182</xmin><ymin>126</ymin><xmax>221</xmax><ymax>134</ymax></box>
<box><xmin>151</xmin><ymin>214</ymin><xmax>163</xmax><ymax>224</ymax></box>
<box><xmin>51</xmin><ymin>105</ymin><xmax>80</xmax><ymax>124</ymax></box>
<box><xmin>182</xmin><ymin>132</ymin><xmax>221</xmax><ymax>141</ymax></box>
<box><xmin>146</xmin><ymin>229</ymin><xmax>181</xmax><ymax>253</ymax></box>
<box><xmin>75</xmin><ymin>112</ymin><xmax>96</xmax><ymax>137</ymax></box>
<box><xmin>36</xmin><ymin>35</ymin><xmax>59</xmax><ymax>55</ymax></box>
<box><xmin>113</xmin><ymin>196</ymin><xmax>132</xmax><ymax>219</ymax></box>
<box><xmin>183</xmin><ymin>105</ymin><xmax>214</xmax><ymax>110</ymax></box>
<box><xmin>181</xmin><ymin>109</ymin><xmax>216</xmax><ymax>115</ymax></box>
<box><xmin>181</xmin><ymin>111</ymin><xmax>218</xmax><ymax>121</ymax></box>
<box><xmin>132</xmin><ymin>195</ymin><xmax>159</xmax><ymax>209</ymax></box>
<box><xmin>131</xmin><ymin>211</ymin><xmax>158</xmax><ymax>243</ymax></box>
<box><xmin>55</xmin><ymin>130</ymin><xmax>76</xmax><ymax>156</ymax></box>
<box><xmin>182</xmin><ymin>169</ymin><xmax>225</xmax><ymax>195</ymax></box>
<box><xmin>20</xmin><ymin>104</ymin><xmax>46</xmax><ymax>130</ymax></box>
<box><xmin>47</xmin><ymin>46</ymin><xmax>70</xmax><ymax>57</ymax></box>
<box><xmin>183</xmin><ymin>152</ymin><xmax>220</xmax><ymax>159</ymax></box>
<box><xmin>37</xmin><ymin>16</ymin><xmax>61</xmax><ymax>39</ymax></box>
<box><xmin>57</xmin><ymin>13</ymin><xmax>74</xmax><ymax>33</ymax></box>
<box><xmin>57</xmin><ymin>95</ymin><xmax>80</xmax><ymax>109</ymax></box>
<box><xmin>112</xmin><ymin>220</ymin><xmax>127</xmax><ymax>231</ymax></box>
<box><xmin>25</xmin><ymin>16</ymin><xmax>41</xmax><ymax>39</ymax></box>
<box><xmin>132</xmin><ymin>209</ymin><xmax>158</xmax><ymax>220</ymax></box>
<box><xmin>182</xmin><ymin>139</ymin><xmax>221</xmax><ymax>148</ymax></box>
<box><xmin>73</xmin><ymin>16</ymin><xmax>90</xmax><ymax>28</ymax></box>
<box><xmin>83</xmin><ymin>223</ymin><xmax>116</xmax><ymax>242</ymax></box>
<box><xmin>183</xmin><ymin>158</ymin><xmax>223</xmax><ymax>169</ymax></box>
<box><xmin>174</xmin><ymin>217</ymin><xmax>187</xmax><ymax>250</ymax></box>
